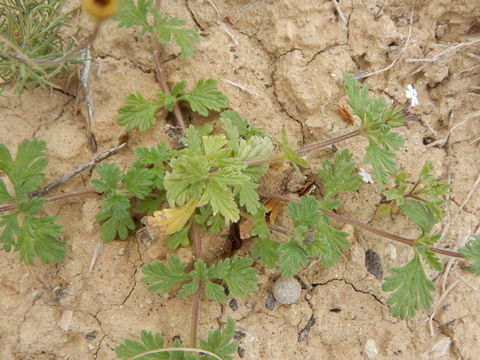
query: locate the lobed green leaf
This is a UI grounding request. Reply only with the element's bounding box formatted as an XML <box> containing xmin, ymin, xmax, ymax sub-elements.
<box><xmin>117</xmin><ymin>92</ymin><xmax>163</xmax><ymax>131</ymax></box>
<box><xmin>382</xmin><ymin>252</ymin><xmax>435</xmax><ymax>319</ymax></box>
<box><xmin>179</xmin><ymin>79</ymin><xmax>228</xmax><ymax>116</ymax></box>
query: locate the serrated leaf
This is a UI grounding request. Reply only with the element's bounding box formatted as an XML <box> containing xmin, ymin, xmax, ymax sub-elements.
<box><xmin>279</xmin><ymin>240</ymin><xmax>308</xmax><ymax>277</ymax></box>
<box><xmin>203</xmin><ymin>135</ymin><xmax>228</xmax><ymax>157</ymax></box>
<box><xmin>177</xmin><ymin>280</ymin><xmax>200</xmax><ymax>298</ymax></box>
<box><xmin>153</xmin><ymin>15</ymin><xmax>200</xmax><ymax>58</ymax></box>
<box><xmin>0</xmin><ymin>213</ymin><xmax>19</xmax><ymax>252</ymax></box>
<box><xmin>200</xmin><ymin>317</ymin><xmax>238</xmax><ymax>360</ymax></box>
<box><xmin>135</xmin><ymin>196</ymin><xmax>165</xmax><ymax>216</ymax></box>
<box><xmin>364</xmin><ymin>141</ymin><xmax>397</xmax><ymax>187</ymax></box>
<box><xmin>123</xmin><ymin>167</ymin><xmax>155</xmax><ymax>199</ymax></box>
<box><xmin>115</xmin><ymin>0</ymin><xmax>152</xmax><ymax>33</ymax></box>
<box><xmin>200</xmin><ymin>179</ymin><xmax>238</xmax><ymax>223</ymax></box>
<box><xmin>458</xmin><ymin>235</ymin><xmax>480</xmax><ymax>275</ymax></box>
<box><xmin>342</xmin><ymin>72</ymin><xmax>371</xmax><ymax>120</ymax></box>
<box><xmin>150</xmin><ymin>200</ymin><xmax>198</xmax><ymax>235</ymax></box>
<box><xmin>317</xmin><ymin>149</ymin><xmax>361</xmax><ymax>199</ymax></box>
<box><xmin>417</xmin><ymin>246</ymin><xmax>443</xmax><ymax>271</ymax></box>
<box><xmin>142</xmin><ymin>255</ymin><xmax>190</xmax><ymax>294</ymax></box>
<box><xmin>117</xmin><ymin>92</ymin><xmax>163</xmax><ymax>131</ymax></box>
<box><xmin>220</xmin><ymin>256</ymin><xmax>258</xmax><ymax>298</ymax></box>
<box><xmin>237</xmin><ymin>181</ymin><xmax>260</xmax><ymax>215</ymax></box>
<box><xmin>179</xmin><ymin>79</ymin><xmax>228</xmax><ymax>116</ymax></box>
<box><xmin>252</xmin><ymin>237</ymin><xmax>279</xmax><ymax>268</ymax></box>
<box><xmin>164</xmin><ymin>154</ymin><xmax>209</xmax><ymax>206</ymax></box>
<box><xmin>98</xmin><ymin>214</ymin><xmax>135</xmax><ymax>242</ymax></box>
<box><xmin>134</xmin><ymin>143</ymin><xmax>171</xmax><ymax>166</ymax></box>
<box><xmin>1</xmin><ymin>139</ymin><xmax>48</xmax><ymax>199</ymax></box>
<box><xmin>400</xmin><ymin>199</ymin><xmax>437</xmax><ymax>234</ymax></box>
<box><xmin>0</xmin><ymin>178</ymin><xmax>14</xmax><ymax>204</ymax></box>
<box><xmin>288</xmin><ymin>196</ymin><xmax>322</xmax><ymax>228</ymax></box>
<box><xmin>220</xmin><ymin>110</ymin><xmax>265</xmax><ymax>139</ymax></box>
<box><xmin>279</xmin><ymin>128</ymin><xmax>308</xmax><ymax>167</ymax></box>
<box><xmin>115</xmin><ymin>329</ymin><xmax>167</xmax><ymax>360</ymax></box>
<box><xmin>204</xmin><ymin>280</ymin><xmax>226</xmax><ymax>303</ymax></box>
<box><xmin>16</xmin><ymin>215</ymin><xmax>65</xmax><ymax>264</ymax></box>
<box><xmin>91</xmin><ymin>162</ymin><xmax>122</xmax><ymax>193</ymax></box>
<box><xmin>100</xmin><ymin>193</ymin><xmax>131</xmax><ymax>219</ymax></box>
<box><xmin>307</xmin><ymin>223</ymin><xmax>350</xmax><ymax>268</ymax></box>
<box><xmin>155</xmin><ymin>91</ymin><xmax>178</xmax><ymax>112</ymax></box>
<box><xmin>382</xmin><ymin>252</ymin><xmax>435</xmax><ymax>319</ymax></box>
<box><xmin>167</xmin><ymin>224</ymin><xmax>190</xmax><ymax>250</ymax></box>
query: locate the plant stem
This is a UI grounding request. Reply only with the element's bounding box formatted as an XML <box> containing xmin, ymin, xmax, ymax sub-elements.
<box><xmin>245</xmin><ymin>129</ymin><xmax>362</xmax><ymax>166</ymax></box>
<box><xmin>126</xmin><ymin>347</ymin><xmax>223</xmax><ymax>360</ymax></box>
<box><xmin>152</xmin><ymin>0</ymin><xmax>186</xmax><ymax>131</ymax></box>
<box><xmin>0</xmin><ymin>187</ymin><xmax>97</xmax><ymax>214</ymax></box>
<box><xmin>189</xmin><ymin>223</ymin><xmax>204</xmax><ymax>347</ymax></box>
<box><xmin>257</xmin><ymin>191</ymin><xmax>465</xmax><ymax>260</ymax></box>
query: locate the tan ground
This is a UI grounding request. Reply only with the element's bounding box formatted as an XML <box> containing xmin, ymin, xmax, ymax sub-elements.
<box><xmin>1</xmin><ymin>0</ymin><xmax>479</xmax><ymax>359</ymax></box>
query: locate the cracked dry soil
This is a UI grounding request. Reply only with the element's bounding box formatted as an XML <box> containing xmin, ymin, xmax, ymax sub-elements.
<box><xmin>1</xmin><ymin>0</ymin><xmax>480</xmax><ymax>359</ymax></box>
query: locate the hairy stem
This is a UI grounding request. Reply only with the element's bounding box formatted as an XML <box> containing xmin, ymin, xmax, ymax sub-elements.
<box><xmin>126</xmin><ymin>347</ymin><xmax>223</xmax><ymax>360</ymax></box>
<box><xmin>245</xmin><ymin>129</ymin><xmax>362</xmax><ymax>166</ymax></box>
<box><xmin>189</xmin><ymin>223</ymin><xmax>204</xmax><ymax>347</ymax></box>
<box><xmin>152</xmin><ymin>0</ymin><xmax>186</xmax><ymax>131</ymax></box>
<box><xmin>258</xmin><ymin>191</ymin><xmax>465</xmax><ymax>259</ymax></box>
<box><xmin>0</xmin><ymin>187</ymin><xmax>97</xmax><ymax>214</ymax></box>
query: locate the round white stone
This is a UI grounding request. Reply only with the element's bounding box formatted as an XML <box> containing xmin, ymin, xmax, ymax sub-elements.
<box><xmin>272</xmin><ymin>277</ymin><xmax>302</xmax><ymax>305</ymax></box>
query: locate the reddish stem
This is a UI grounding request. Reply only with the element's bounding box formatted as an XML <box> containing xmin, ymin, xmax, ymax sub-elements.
<box><xmin>152</xmin><ymin>0</ymin><xmax>186</xmax><ymax>131</ymax></box>
<box><xmin>257</xmin><ymin>191</ymin><xmax>465</xmax><ymax>260</ymax></box>
<box><xmin>190</xmin><ymin>223</ymin><xmax>204</xmax><ymax>347</ymax></box>
<box><xmin>245</xmin><ymin>129</ymin><xmax>362</xmax><ymax>166</ymax></box>
<box><xmin>0</xmin><ymin>187</ymin><xmax>97</xmax><ymax>213</ymax></box>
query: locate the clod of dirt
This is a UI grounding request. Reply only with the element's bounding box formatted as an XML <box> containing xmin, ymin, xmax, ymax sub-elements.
<box><xmin>272</xmin><ymin>277</ymin><xmax>302</xmax><ymax>305</ymax></box>
<box><xmin>364</xmin><ymin>339</ymin><xmax>378</xmax><ymax>358</ymax></box>
<box><xmin>365</xmin><ymin>249</ymin><xmax>383</xmax><ymax>280</ymax></box>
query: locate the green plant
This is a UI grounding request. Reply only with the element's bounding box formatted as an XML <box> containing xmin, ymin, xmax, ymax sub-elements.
<box><xmin>0</xmin><ymin>0</ymin><xmax>79</xmax><ymax>95</ymax></box>
<box><xmin>1</xmin><ymin>1</ymin><xmax>480</xmax><ymax>359</ymax></box>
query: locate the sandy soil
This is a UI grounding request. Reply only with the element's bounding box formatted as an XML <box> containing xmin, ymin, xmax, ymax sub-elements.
<box><xmin>1</xmin><ymin>0</ymin><xmax>479</xmax><ymax>359</ymax></box>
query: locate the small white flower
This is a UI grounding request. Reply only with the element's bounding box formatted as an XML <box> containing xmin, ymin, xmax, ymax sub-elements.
<box><xmin>359</xmin><ymin>168</ymin><xmax>374</xmax><ymax>184</ymax></box>
<box><xmin>405</xmin><ymin>84</ymin><xmax>419</xmax><ymax>107</ymax></box>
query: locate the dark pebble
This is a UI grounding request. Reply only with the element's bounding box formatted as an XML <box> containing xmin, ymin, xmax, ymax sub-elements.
<box><xmin>423</xmin><ymin>137</ymin><xmax>434</xmax><ymax>145</ymax></box>
<box><xmin>237</xmin><ymin>346</ymin><xmax>246</xmax><ymax>358</ymax></box>
<box><xmin>365</xmin><ymin>249</ymin><xmax>383</xmax><ymax>280</ymax></box>
<box><xmin>265</xmin><ymin>293</ymin><xmax>275</xmax><ymax>310</ymax></box>
<box><xmin>229</xmin><ymin>298</ymin><xmax>238</xmax><ymax>311</ymax></box>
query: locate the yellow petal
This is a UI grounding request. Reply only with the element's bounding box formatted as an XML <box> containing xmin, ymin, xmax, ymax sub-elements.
<box><xmin>151</xmin><ymin>200</ymin><xmax>198</xmax><ymax>235</ymax></box>
<box><xmin>82</xmin><ymin>0</ymin><xmax>119</xmax><ymax>21</ymax></box>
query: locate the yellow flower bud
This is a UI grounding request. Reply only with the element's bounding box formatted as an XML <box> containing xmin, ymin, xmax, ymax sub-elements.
<box><xmin>82</xmin><ymin>0</ymin><xmax>119</xmax><ymax>21</ymax></box>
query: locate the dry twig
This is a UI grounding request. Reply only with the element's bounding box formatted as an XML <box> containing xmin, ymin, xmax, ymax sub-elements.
<box><xmin>31</xmin><ymin>142</ymin><xmax>126</xmax><ymax>197</ymax></box>
<box><xmin>406</xmin><ymin>38</ymin><xmax>480</xmax><ymax>77</ymax></box>
<box><xmin>224</xmin><ymin>79</ymin><xmax>258</xmax><ymax>96</ymax></box>
<box><xmin>330</xmin><ymin>0</ymin><xmax>346</xmax><ymax>23</ymax></box>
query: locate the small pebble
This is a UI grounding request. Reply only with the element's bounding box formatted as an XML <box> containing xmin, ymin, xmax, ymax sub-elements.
<box><xmin>365</xmin><ymin>339</ymin><xmax>378</xmax><ymax>359</ymax></box>
<box><xmin>272</xmin><ymin>277</ymin><xmax>302</xmax><ymax>305</ymax></box>
<box><xmin>365</xmin><ymin>249</ymin><xmax>383</xmax><ymax>280</ymax></box>
<box><xmin>59</xmin><ymin>310</ymin><xmax>73</xmax><ymax>332</ymax></box>
<box><xmin>229</xmin><ymin>298</ymin><xmax>238</xmax><ymax>311</ymax></box>
<box><xmin>144</xmin><ymin>297</ymin><xmax>153</xmax><ymax>305</ymax></box>
<box><xmin>265</xmin><ymin>293</ymin><xmax>275</xmax><ymax>310</ymax></box>
<box><xmin>385</xmin><ymin>243</ymin><xmax>397</xmax><ymax>260</ymax></box>
<box><xmin>85</xmin><ymin>331</ymin><xmax>97</xmax><ymax>340</ymax></box>
<box><xmin>117</xmin><ymin>247</ymin><xmax>126</xmax><ymax>256</ymax></box>
<box><xmin>237</xmin><ymin>346</ymin><xmax>246</xmax><ymax>358</ymax></box>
